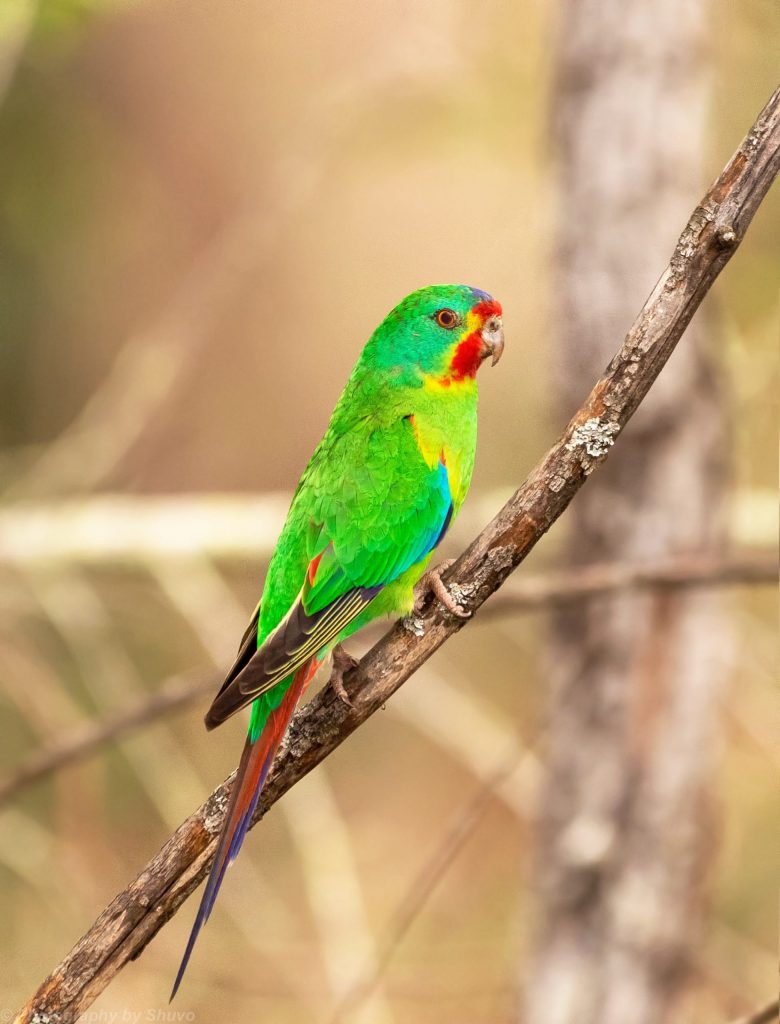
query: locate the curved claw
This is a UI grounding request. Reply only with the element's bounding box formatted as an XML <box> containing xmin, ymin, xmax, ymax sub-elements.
<box><xmin>331</xmin><ymin>644</ymin><xmax>359</xmax><ymax>709</ymax></box>
<box><xmin>415</xmin><ymin>560</ymin><xmax>471</xmax><ymax>619</ymax></box>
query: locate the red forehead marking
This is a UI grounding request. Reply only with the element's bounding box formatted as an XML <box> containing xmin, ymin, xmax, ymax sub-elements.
<box><xmin>472</xmin><ymin>299</ymin><xmax>502</xmax><ymax>320</ymax></box>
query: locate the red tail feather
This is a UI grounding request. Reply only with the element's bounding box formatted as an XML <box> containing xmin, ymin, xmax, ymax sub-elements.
<box><xmin>171</xmin><ymin>658</ymin><xmax>319</xmax><ymax>999</ymax></box>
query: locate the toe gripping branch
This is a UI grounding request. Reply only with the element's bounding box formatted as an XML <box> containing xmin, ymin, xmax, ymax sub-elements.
<box><xmin>415</xmin><ymin>560</ymin><xmax>472</xmax><ymax>619</ymax></box>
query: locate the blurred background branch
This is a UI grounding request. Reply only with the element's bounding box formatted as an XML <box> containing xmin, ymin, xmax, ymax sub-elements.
<box><xmin>0</xmin><ymin>492</ymin><xmax>775</xmax><ymax>567</ymax></box>
<box><xmin>330</xmin><ymin>757</ymin><xmax>522</xmax><ymax>1024</ymax></box>
<box><xmin>0</xmin><ymin>670</ymin><xmax>216</xmax><ymax>805</ymax></box>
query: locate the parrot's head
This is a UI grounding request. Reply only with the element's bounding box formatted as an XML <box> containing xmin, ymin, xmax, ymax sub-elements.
<box><xmin>366</xmin><ymin>284</ymin><xmax>504</xmax><ymax>386</ymax></box>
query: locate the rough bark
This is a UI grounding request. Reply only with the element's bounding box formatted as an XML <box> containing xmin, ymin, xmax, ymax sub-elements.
<box><xmin>13</xmin><ymin>86</ymin><xmax>780</xmax><ymax>1024</ymax></box>
<box><xmin>525</xmin><ymin>6</ymin><xmax>745</xmax><ymax>1024</ymax></box>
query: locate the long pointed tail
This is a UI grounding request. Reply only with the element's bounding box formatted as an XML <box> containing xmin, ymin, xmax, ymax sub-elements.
<box><xmin>171</xmin><ymin>658</ymin><xmax>318</xmax><ymax>999</ymax></box>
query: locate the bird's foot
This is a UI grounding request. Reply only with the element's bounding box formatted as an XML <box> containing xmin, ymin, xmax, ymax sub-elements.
<box><xmin>331</xmin><ymin>644</ymin><xmax>359</xmax><ymax>709</ymax></box>
<box><xmin>415</xmin><ymin>559</ymin><xmax>471</xmax><ymax>619</ymax></box>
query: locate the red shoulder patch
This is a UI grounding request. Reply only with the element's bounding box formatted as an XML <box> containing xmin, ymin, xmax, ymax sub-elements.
<box><xmin>307</xmin><ymin>550</ymin><xmax>325</xmax><ymax>586</ymax></box>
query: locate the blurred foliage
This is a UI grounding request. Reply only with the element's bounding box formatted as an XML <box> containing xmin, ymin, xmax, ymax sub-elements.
<box><xmin>34</xmin><ymin>0</ymin><xmax>126</xmax><ymax>41</ymax></box>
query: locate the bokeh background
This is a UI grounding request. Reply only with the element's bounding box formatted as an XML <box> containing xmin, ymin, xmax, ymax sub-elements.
<box><xmin>0</xmin><ymin>1</ymin><xmax>776</xmax><ymax>1022</ymax></box>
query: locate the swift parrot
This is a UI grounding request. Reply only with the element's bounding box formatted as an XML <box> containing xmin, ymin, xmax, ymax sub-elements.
<box><xmin>172</xmin><ymin>284</ymin><xmax>504</xmax><ymax>995</ymax></box>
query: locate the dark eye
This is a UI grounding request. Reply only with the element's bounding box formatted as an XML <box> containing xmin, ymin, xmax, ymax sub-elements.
<box><xmin>434</xmin><ymin>308</ymin><xmax>458</xmax><ymax>329</ymax></box>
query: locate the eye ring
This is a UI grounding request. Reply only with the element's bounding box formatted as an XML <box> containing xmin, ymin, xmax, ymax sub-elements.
<box><xmin>434</xmin><ymin>308</ymin><xmax>458</xmax><ymax>330</ymax></box>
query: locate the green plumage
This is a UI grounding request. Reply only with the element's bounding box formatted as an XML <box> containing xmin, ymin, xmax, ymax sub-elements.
<box><xmin>248</xmin><ymin>285</ymin><xmax>487</xmax><ymax>739</ymax></box>
<box><xmin>173</xmin><ymin>284</ymin><xmax>503</xmax><ymax>996</ymax></box>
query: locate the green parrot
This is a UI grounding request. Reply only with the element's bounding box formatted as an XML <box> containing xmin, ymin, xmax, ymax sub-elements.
<box><xmin>172</xmin><ymin>284</ymin><xmax>504</xmax><ymax>995</ymax></box>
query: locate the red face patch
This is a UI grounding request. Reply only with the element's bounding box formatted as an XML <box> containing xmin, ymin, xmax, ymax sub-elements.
<box><xmin>450</xmin><ymin>331</ymin><xmax>485</xmax><ymax>381</ymax></box>
<box><xmin>448</xmin><ymin>299</ymin><xmax>503</xmax><ymax>381</ymax></box>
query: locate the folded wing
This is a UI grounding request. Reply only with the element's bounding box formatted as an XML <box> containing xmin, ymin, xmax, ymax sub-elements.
<box><xmin>205</xmin><ymin>416</ymin><xmax>453</xmax><ymax>729</ymax></box>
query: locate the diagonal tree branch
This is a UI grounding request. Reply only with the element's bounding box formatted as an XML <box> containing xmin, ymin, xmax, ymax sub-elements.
<box><xmin>1</xmin><ymin>549</ymin><xmax>774</xmax><ymax>808</ymax></box>
<box><xmin>13</xmin><ymin>85</ymin><xmax>780</xmax><ymax>1024</ymax></box>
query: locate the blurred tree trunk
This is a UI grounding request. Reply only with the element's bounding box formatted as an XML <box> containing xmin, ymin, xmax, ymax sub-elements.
<box><xmin>524</xmin><ymin>4</ymin><xmax>730</xmax><ymax>1024</ymax></box>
